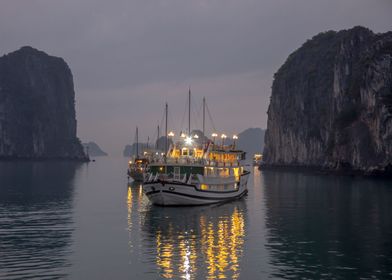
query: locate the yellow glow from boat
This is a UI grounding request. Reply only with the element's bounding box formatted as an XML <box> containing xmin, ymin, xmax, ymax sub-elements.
<box><xmin>127</xmin><ymin>187</ymin><xmax>132</xmax><ymax>245</ymax></box>
<box><xmin>197</xmin><ymin>149</ymin><xmax>203</xmax><ymax>157</ymax></box>
<box><xmin>200</xmin><ymin>184</ymin><xmax>208</xmax><ymax>190</ymax></box>
<box><xmin>233</xmin><ymin>167</ymin><xmax>240</xmax><ymax>181</ymax></box>
<box><xmin>151</xmin><ymin>205</ymin><xmax>245</xmax><ymax>279</ymax></box>
<box><xmin>156</xmin><ymin>230</ymin><xmax>174</xmax><ymax>279</ymax></box>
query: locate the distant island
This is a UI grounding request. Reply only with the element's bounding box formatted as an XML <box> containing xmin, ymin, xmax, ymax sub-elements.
<box><xmin>263</xmin><ymin>26</ymin><xmax>392</xmax><ymax>175</ymax></box>
<box><xmin>0</xmin><ymin>46</ymin><xmax>87</xmax><ymax>161</ymax></box>
<box><xmin>83</xmin><ymin>142</ymin><xmax>108</xmax><ymax>157</ymax></box>
<box><xmin>123</xmin><ymin>136</ymin><xmax>174</xmax><ymax>157</ymax></box>
<box><xmin>236</xmin><ymin>128</ymin><xmax>265</xmax><ymax>159</ymax></box>
<box><xmin>123</xmin><ymin>128</ymin><xmax>265</xmax><ymax>160</ymax></box>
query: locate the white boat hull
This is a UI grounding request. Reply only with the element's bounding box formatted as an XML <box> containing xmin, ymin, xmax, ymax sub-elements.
<box><xmin>143</xmin><ymin>172</ymin><xmax>249</xmax><ymax>206</ymax></box>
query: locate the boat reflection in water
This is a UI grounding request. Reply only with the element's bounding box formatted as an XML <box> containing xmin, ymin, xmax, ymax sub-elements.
<box><xmin>140</xmin><ymin>200</ymin><xmax>247</xmax><ymax>279</ymax></box>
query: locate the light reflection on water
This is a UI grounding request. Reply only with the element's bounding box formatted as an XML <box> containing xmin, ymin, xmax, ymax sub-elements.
<box><xmin>127</xmin><ymin>181</ymin><xmax>247</xmax><ymax>279</ymax></box>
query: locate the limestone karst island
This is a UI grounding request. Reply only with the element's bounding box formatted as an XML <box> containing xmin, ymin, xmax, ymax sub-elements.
<box><xmin>263</xmin><ymin>26</ymin><xmax>392</xmax><ymax>175</ymax></box>
<box><xmin>0</xmin><ymin>46</ymin><xmax>87</xmax><ymax>160</ymax></box>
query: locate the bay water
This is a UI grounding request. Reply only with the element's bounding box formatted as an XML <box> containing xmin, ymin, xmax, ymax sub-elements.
<box><xmin>0</xmin><ymin>157</ymin><xmax>391</xmax><ymax>279</ymax></box>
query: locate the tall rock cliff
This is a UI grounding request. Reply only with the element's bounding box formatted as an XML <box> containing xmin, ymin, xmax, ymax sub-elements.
<box><xmin>0</xmin><ymin>46</ymin><xmax>87</xmax><ymax>160</ymax></box>
<box><xmin>264</xmin><ymin>26</ymin><xmax>392</xmax><ymax>175</ymax></box>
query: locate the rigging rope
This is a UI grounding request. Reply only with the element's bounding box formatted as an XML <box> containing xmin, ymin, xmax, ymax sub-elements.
<box><xmin>205</xmin><ymin>102</ymin><xmax>217</xmax><ymax>133</ymax></box>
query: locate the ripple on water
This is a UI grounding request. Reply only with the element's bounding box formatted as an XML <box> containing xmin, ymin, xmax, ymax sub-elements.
<box><xmin>0</xmin><ymin>203</ymin><xmax>74</xmax><ymax>280</ymax></box>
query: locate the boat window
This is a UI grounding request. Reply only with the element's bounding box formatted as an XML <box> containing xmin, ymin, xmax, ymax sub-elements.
<box><xmin>199</xmin><ymin>183</ymin><xmax>237</xmax><ymax>192</ymax></box>
<box><xmin>219</xmin><ymin>168</ymin><xmax>229</xmax><ymax>177</ymax></box>
<box><xmin>233</xmin><ymin>167</ymin><xmax>240</xmax><ymax>181</ymax></box>
<box><xmin>204</xmin><ymin>167</ymin><xmax>215</xmax><ymax>176</ymax></box>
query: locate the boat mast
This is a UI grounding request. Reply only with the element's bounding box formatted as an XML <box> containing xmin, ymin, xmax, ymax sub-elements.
<box><xmin>165</xmin><ymin>103</ymin><xmax>168</xmax><ymax>155</ymax></box>
<box><xmin>202</xmin><ymin>96</ymin><xmax>205</xmax><ymax>142</ymax></box>
<box><xmin>156</xmin><ymin>124</ymin><xmax>160</xmax><ymax>149</ymax></box>
<box><xmin>136</xmin><ymin>126</ymin><xmax>139</xmax><ymax>158</ymax></box>
<box><xmin>147</xmin><ymin>136</ymin><xmax>149</xmax><ymax>150</ymax></box>
<box><xmin>188</xmin><ymin>87</ymin><xmax>191</xmax><ymax>136</ymax></box>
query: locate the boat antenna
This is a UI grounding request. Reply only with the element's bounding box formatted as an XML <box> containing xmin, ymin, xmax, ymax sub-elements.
<box><xmin>188</xmin><ymin>87</ymin><xmax>191</xmax><ymax>136</ymax></box>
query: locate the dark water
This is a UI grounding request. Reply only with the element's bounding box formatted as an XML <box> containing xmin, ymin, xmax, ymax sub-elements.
<box><xmin>0</xmin><ymin>157</ymin><xmax>391</xmax><ymax>279</ymax></box>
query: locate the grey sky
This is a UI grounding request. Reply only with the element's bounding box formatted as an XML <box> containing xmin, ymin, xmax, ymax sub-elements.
<box><xmin>1</xmin><ymin>0</ymin><xmax>391</xmax><ymax>155</ymax></box>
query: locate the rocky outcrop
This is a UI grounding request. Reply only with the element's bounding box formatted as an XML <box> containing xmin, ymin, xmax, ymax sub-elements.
<box><xmin>237</xmin><ymin>128</ymin><xmax>265</xmax><ymax>156</ymax></box>
<box><xmin>83</xmin><ymin>142</ymin><xmax>108</xmax><ymax>157</ymax></box>
<box><xmin>0</xmin><ymin>46</ymin><xmax>87</xmax><ymax>160</ymax></box>
<box><xmin>123</xmin><ymin>136</ymin><xmax>174</xmax><ymax>157</ymax></box>
<box><xmin>263</xmin><ymin>26</ymin><xmax>392</xmax><ymax>175</ymax></box>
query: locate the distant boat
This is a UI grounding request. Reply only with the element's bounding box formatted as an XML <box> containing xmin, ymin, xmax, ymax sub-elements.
<box><xmin>143</xmin><ymin>91</ymin><xmax>250</xmax><ymax>206</ymax></box>
<box><xmin>128</xmin><ymin>125</ymin><xmax>164</xmax><ymax>182</ymax></box>
<box><xmin>127</xmin><ymin>126</ymin><xmax>148</xmax><ymax>182</ymax></box>
<box><xmin>253</xmin><ymin>153</ymin><xmax>263</xmax><ymax>166</ymax></box>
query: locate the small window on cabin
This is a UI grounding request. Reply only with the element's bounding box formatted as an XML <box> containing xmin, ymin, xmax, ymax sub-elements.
<box><xmin>205</xmin><ymin>167</ymin><xmax>214</xmax><ymax>176</ymax></box>
<box><xmin>182</xmin><ymin>148</ymin><xmax>188</xmax><ymax>156</ymax></box>
<box><xmin>219</xmin><ymin>168</ymin><xmax>229</xmax><ymax>177</ymax></box>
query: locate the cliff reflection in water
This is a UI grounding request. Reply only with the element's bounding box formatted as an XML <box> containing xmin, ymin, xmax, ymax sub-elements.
<box><xmin>262</xmin><ymin>171</ymin><xmax>392</xmax><ymax>279</ymax></box>
<box><xmin>137</xmin><ymin>197</ymin><xmax>247</xmax><ymax>279</ymax></box>
<box><xmin>0</xmin><ymin>161</ymin><xmax>81</xmax><ymax>280</ymax></box>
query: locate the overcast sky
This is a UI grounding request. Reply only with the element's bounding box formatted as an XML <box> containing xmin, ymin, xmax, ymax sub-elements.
<box><xmin>1</xmin><ymin>0</ymin><xmax>391</xmax><ymax>155</ymax></box>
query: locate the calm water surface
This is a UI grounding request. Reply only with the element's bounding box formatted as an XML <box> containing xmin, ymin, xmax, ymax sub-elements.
<box><xmin>0</xmin><ymin>157</ymin><xmax>391</xmax><ymax>279</ymax></box>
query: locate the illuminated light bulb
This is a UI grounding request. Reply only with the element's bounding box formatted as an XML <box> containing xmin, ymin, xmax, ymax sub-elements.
<box><xmin>181</xmin><ymin>133</ymin><xmax>186</xmax><ymax>138</ymax></box>
<box><xmin>185</xmin><ymin>137</ymin><xmax>193</xmax><ymax>145</ymax></box>
<box><xmin>221</xmin><ymin>134</ymin><xmax>227</xmax><ymax>139</ymax></box>
<box><xmin>211</xmin><ymin>133</ymin><xmax>218</xmax><ymax>137</ymax></box>
<box><xmin>233</xmin><ymin>135</ymin><xmax>238</xmax><ymax>140</ymax></box>
<box><xmin>168</xmin><ymin>131</ymin><xmax>175</xmax><ymax>137</ymax></box>
<box><xmin>193</xmin><ymin>134</ymin><xmax>199</xmax><ymax>139</ymax></box>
